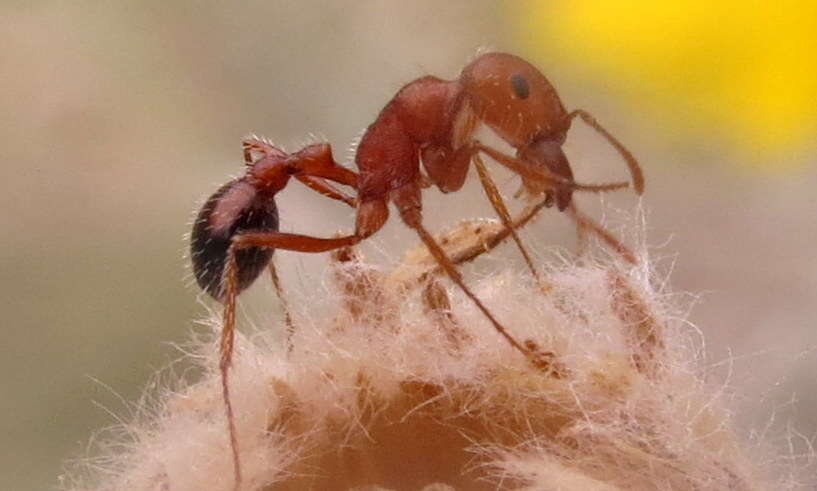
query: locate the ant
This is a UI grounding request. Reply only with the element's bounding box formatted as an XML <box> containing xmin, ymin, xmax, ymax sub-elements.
<box><xmin>190</xmin><ymin>52</ymin><xmax>643</xmax><ymax>490</ymax></box>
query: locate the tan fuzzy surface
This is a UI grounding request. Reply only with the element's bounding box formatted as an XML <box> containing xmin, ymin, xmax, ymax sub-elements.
<box><xmin>63</xmin><ymin>220</ymin><xmax>808</xmax><ymax>491</ymax></box>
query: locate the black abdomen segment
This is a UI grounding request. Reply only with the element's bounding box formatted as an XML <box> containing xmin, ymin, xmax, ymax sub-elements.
<box><xmin>190</xmin><ymin>179</ymin><xmax>279</xmax><ymax>301</ymax></box>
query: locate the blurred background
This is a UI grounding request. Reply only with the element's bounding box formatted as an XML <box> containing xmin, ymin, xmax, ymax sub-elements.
<box><xmin>1</xmin><ymin>1</ymin><xmax>815</xmax><ymax>489</ymax></box>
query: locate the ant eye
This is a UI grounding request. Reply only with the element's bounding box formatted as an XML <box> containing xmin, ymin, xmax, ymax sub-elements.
<box><xmin>510</xmin><ymin>74</ymin><xmax>530</xmax><ymax>100</ymax></box>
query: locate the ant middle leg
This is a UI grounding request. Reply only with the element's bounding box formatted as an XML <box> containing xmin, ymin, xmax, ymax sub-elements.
<box><xmin>390</xmin><ymin>182</ymin><xmax>534</xmax><ymax>361</ymax></box>
<box><xmin>389</xmin><ymin>198</ymin><xmax>551</xmax><ymax>291</ymax></box>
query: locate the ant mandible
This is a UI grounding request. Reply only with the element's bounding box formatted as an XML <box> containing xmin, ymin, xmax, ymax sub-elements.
<box><xmin>190</xmin><ymin>52</ymin><xmax>643</xmax><ymax>490</ymax></box>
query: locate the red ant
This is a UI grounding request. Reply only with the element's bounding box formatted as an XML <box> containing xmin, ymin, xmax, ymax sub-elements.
<box><xmin>190</xmin><ymin>52</ymin><xmax>643</xmax><ymax>490</ymax></box>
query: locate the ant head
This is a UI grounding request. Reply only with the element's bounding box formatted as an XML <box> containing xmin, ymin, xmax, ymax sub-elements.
<box><xmin>460</xmin><ymin>52</ymin><xmax>568</xmax><ymax>149</ymax></box>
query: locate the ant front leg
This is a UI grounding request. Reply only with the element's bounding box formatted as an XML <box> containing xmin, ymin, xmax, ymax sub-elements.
<box><xmin>473</xmin><ymin>143</ymin><xmax>629</xmax><ymax>195</ymax></box>
<box><xmin>471</xmin><ymin>153</ymin><xmax>543</xmax><ymax>285</ymax></box>
<box><xmin>422</xmin><ymin>143</ymin><xmax>543</xmax><ymax>285</ymax></box>
<box><xmin>474</xmin><ymin>142</ymin><xmax>637</xmax><ymax>264</ymax></box>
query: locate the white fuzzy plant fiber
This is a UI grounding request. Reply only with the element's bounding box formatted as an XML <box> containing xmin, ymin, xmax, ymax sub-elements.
<box><xmin>64</xmin><ymin>218</ymin><xmax>797</xmax><ymax>491</ymax></box>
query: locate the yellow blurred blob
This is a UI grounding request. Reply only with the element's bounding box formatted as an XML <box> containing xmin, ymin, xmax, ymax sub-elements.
<box><xmin>513</xmin><ymin>1</ymin><xmax>817</xmax><ymax>162</ymax></box>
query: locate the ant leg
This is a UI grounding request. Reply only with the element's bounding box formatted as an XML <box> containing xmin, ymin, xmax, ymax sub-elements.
<box><xmin>389</xmin><ymin>198</ymin><xmax>551</xmax><ymax>291</ymax></box>
<box><xmin>566</xmin><ymin>203</ymin><xmax>638</xmax><ymax>265</ymax></box>
<box><xmin>451</xmin><ymin>198</ymin><xmax>549</xmax><ymax>268</ymax></box>
<box><xmin>221</xmin><ymin>215</ymin><xmax>384</xmax><ymax>369</ymax></box>
<box><xmin>267</xmin><ymin>259</ymin><xmax>295</xmax><ymax>351</ymax></box>
<box><xmin>474</xmin><ymin>143</ymin><xmax>636</xmax><ymax>263</ymax></box>
<box><xmin>421</xmin><ymin>278</ymin><xmax>472</xmax><ymax>348</ymax></box>
<box><xmin>607</xmin><ymin>270</ymin><xmax>663</xmax><ymax>376</ymax></box>
<box><xmin>220</xmin><ymin>246</ymin><xmax>242</xmax><ymax>491</ymax></box>
<box><xmin>217</xmin><ymin>200</ymin><xmax>389</xmax><ymax>489</ymax></box>
<box><xmin>567</xmin><ymin>109</ymin><xmax>644</xmax><ymax>194</ymax></box>
<box><xmin>414</xmin><ymin>223</ymin><xmax>531</xmax><ymax>356</ymax></box>
<box><xmin>234</xmin><ymin>231</ymin><xmax>360</xmax><ymax>252</ymax></box>
<box><xmin>474</xmin><ymin>143</ymin><xmax>629</xmax><ymax>193</ymax></box>
<box><xmin>296</xmin><ymin>175</ymin><xmax>356</xmax><ymax>207</ymax></box>
<box><xmin>391</xmin><ymin>182</ymin><xmax>533</xmax><ymax>361</ymax></box>
<box><xmin>220</xmin><ymin>232</ymin><xmax>361</xmax><ymax>491</ymax></box>
<box><xmin>573</xmin><ymin>206</ymin><xmax>591</xmax><ymax>260</ymax></box>
<box><xmin>472</xmin><ymin>153</ymin><xmax>542</xmax><ymax>284</ymax></box>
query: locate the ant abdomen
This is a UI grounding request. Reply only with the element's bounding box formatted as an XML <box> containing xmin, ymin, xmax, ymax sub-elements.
<box><xmin>190</xmin><ymin>178</ymin><xmax>279</xmax><ymax>301</ymax></box>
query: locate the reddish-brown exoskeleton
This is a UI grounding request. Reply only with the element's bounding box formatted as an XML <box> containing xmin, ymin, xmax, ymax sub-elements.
<box><xmin>190</xmin><ymin>138</ymin><xmax>360</xmax><ymax>487</ymax></box>
<box><xmin>190</xmin><ymin>52</ymin><xmax>643</xmax><ymax>490</ymax></box>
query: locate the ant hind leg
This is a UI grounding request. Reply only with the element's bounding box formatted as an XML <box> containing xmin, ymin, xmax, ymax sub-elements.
<box><xmin>219</xmin><ymin>245</ymin><xmax>243</xmax><ymax>491</ymax></box>
<box><xmin>267</xmin><ymin>259</ymin><xmax>295</xmax><ymax>351</ymax></box>
<box><xmin>218</xmin><ymin>229</ymin><xmax>364</xmax><ymax>491</ymax></box>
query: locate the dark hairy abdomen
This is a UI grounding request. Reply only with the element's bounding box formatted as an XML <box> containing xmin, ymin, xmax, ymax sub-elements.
<box><xmin>190</xmin><ymin>180</ymin><xmax>279</xmax><ymax>301</ymax></box>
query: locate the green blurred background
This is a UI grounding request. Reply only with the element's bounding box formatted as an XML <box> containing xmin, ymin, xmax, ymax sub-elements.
<box><xmin>1</xmin><ymin>2</ymin><xmax>815</xmax><ymax>489</ymax></box>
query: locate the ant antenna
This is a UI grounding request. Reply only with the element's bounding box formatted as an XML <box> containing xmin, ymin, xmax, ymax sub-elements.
<box><xmin>568</xmin><ymin>109</ymin><xmax>644</xmax><ymax>194</ymax></box>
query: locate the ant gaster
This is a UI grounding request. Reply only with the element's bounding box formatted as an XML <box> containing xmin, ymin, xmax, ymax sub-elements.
<box><xmin>190</xmin><ymin>52</ymin><xmax>643</xmax><ymax>490</ymax></box>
